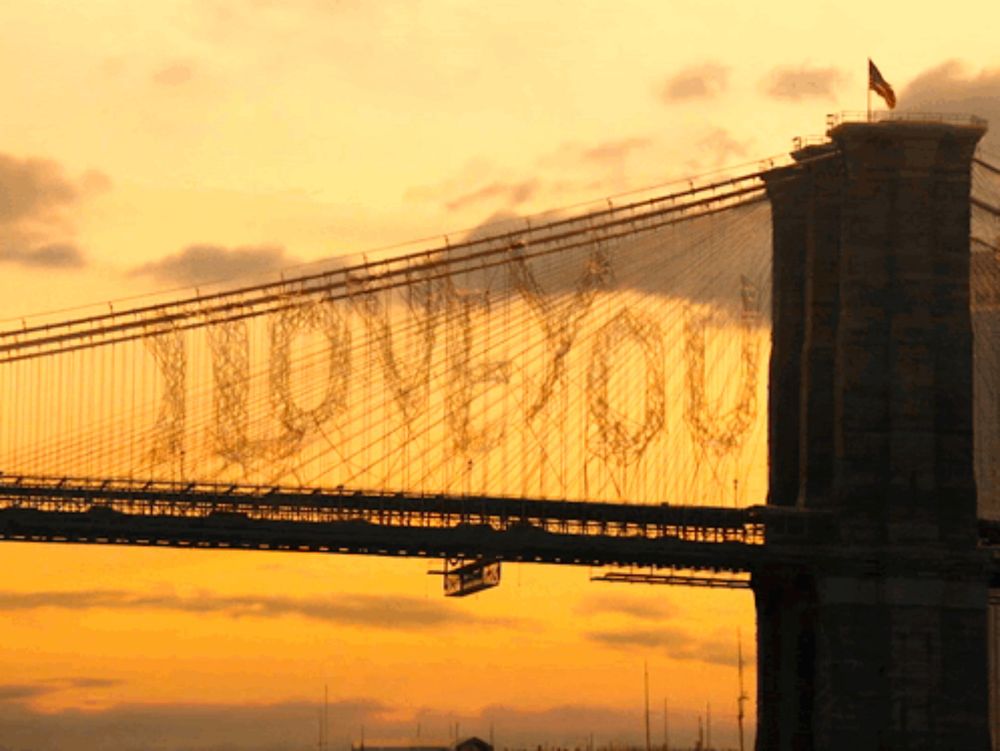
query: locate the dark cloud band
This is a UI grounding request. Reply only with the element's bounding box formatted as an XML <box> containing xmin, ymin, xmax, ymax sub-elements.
<box><xmin>660</xmin><ymin>63</ymin><xmax>729</xmax><ymax>101</ymax></box>
<box><xmin>900</xmin><ymin>60</ymin><xmax>1000</xmax><ymax>150</ymax></box>
<box><xmin>131</xmin><ymin>244</ymin><xmax>293</xmax><ymax>286</ymax></box>
<box><xmin>0</xmin><ymin>152</ymin><xmax>108</xmax><ymax>269</ymax></box>
<box><xmin>0</xmin><ymin>588</ymin><xmax>513</xmax><ymax>630</ymax></box>
<box><xmin>586</xmin><ymin>625</ymin><xmax>749</xmax><ymax>667</ymax></box>
<box><xmin>760</xmin><ymin>65</ymin><xmax>846</xmax><ymax>101</ymax></box>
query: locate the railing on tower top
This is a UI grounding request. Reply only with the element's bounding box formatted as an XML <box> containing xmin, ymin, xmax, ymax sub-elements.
<box><xmin>791</xmin><ymin>135</ymin><xmax>831</xmax><ymax>151</ymax></box>
<box><xmin>826</xmin><ymin>111</ymin><xmax>989</xmax><ymax>129</ymax></box>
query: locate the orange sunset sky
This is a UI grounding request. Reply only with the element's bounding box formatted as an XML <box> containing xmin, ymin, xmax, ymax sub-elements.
<box><xmin>2</xmin><ymin>2</ymin><xmax>1000</xmax><ymax>750</ymax></box>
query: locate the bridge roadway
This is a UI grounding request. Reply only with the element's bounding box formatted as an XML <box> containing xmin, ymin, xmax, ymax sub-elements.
<box><xmin>0</xmin><ymin>475</ymin><xmax>793</xmax><ymax>570</ymax></box>
<box><xmin>0</xmin><ymin>475</ymin><xmax>998</xmax><ymax>583</ymax></box>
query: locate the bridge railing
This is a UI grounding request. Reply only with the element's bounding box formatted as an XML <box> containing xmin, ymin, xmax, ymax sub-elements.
<box><xmin>0</xmin><ymin>474</ymin><xmax>767</xmax><ymax>547</ymax></box>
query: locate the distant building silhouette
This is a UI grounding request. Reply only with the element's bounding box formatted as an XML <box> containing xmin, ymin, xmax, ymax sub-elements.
<box><xmin>354</xmin><ymin>736</ymin><xmax>493</xmax><ymax>751</ymax></box>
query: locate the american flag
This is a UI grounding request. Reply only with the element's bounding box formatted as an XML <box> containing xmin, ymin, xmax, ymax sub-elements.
<box><xmin>869</xmin><ymin>59</ymin><xmax>896</xmax><ymax>109</ymax></box>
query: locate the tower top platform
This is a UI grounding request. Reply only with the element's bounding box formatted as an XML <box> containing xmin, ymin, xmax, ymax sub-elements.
<box><xmin>825</xmin><ymin>110</ymin><xmax>988</xmax><ymax>132</ymax></box>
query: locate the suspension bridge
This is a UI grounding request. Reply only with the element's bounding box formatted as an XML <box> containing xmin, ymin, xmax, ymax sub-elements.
<box><xmin>2</xmin><ymin>113</ymin><xmax>1000</xmax><ymax>748</ymax></box>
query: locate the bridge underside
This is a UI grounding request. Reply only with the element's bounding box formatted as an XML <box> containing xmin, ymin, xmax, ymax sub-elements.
<box><xmin>0</xmin><ymin>475</ymin><xmax>769</xmax><ymax>571</ymax></box>
<box><xmin>2</xmin><ymin>473</ymin><xmax>995</xmax><ymax>573</ymax></box>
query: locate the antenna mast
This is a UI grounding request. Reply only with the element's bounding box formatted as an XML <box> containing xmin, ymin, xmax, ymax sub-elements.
<box><xmin>644</xmin><ymin>661</ymin><xmax>652</xmax><ymax>751</ymax></box>
<box><xmin>737</xmin><ymin>631</ymin><xmax>748</xmax><ymax>751</ymax></box>
<box><xmin>662</xmin><ymin>697</ymin><xmax>669</xmax><ymax>751</ymax></box>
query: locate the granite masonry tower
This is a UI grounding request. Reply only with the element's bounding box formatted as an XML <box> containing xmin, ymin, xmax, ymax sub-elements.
<box><xmin>758</xmin><ymin>118</ymin><xmax>991</xmax><ymax>749</ymax></box>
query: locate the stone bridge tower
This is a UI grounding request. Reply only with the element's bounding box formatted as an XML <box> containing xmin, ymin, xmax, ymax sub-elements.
<box><xmin>759</xmin><ymin>118</ymin><xmax>991</xmax><ymax>749</ymax></box>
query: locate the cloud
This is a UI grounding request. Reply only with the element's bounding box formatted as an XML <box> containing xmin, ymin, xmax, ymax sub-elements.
<box><xmin>660</xmin><ymin>63</ymin><xmax>729</xmax><ymax>101</ymax></box>
<box><xmin>0</xmin><ymin>678</ymin><xmax>120</xmax><ymax>705</ymax></box>
<box><xmin>586</xmin><ymin>625</ymin><xmax>748</xmax><ymax>667</ymax></box>
<box><xmin>684</xmin><ymin>127</ymin><xmax>754</xmax><ymax>174</ymax></box>
<box><xmin>445</xmin><ymin>179</ymin><xmax>540</xmax><ymax>212</ymax></box>
<box><xmin>62</xmin><ymin>676</ymin><xmax>122</xmax><ymax>690</ymax></box>
<box><xmin>407</xmin><ymin>160</ymin><xmax>555</xmax><ymax>213</ymax></box>
<box><xmin>0</xmin><ymin>696</ymin><xmax>389</xmax><ymax>751</ymax></box>
<box><xmin>151</xmin><ymin>61</ymin><xmax>196</xmax><ymax>87</ymax></box>
<box><xmin>0</xmin><ymin>242</ymin><xmax>85</xmax><ymax>268</ymax></box>
<box><xmin>575</xmin><ymin>593</ymin><xmax>675</xmax><ymax>621</ymax></box>
<box><xmin>898</xmin><ymin>60</ymin><xmax>1000</xmax><ymax>150</ymax></box>
<box><xmin>0</xmin><ymin>695</ymin><xmax>696</xmax><ymax>751</ymax></box>
<box><xmin>404</xmin><ymin>158</ymin><xmax>494</xmax><ymax>204</ymax></box>
<box><xmin>684</xmin><ymin>127</ymin><xmax>751</xmax><ymax>172</ymax></box>
<box><xmin>0</xmin><ymin>588</ymin><xmax>513</xmax><ymax>630</ymax></box>
<box><xmin>408</xmin><ymin>136</ymin><xmax>654</xmax><ymax>216</ymax></box>
<box><xmin>459</xmin><ymin>210</ymin><xmax>526</xmax><ymax>242</ymax></box>
<box><xmin>0</xmin><ymin>684</ymin><xmax>51</xmax><ymax>702</ymax></box>
<box><xmin>537</xmin><ymin>136</ymin><xmax>652</xmax><ymax>171</ymax></box>
<box><xmin>0</xmin><ymin>153</ymin><xmax>107</xmax><ymax>269</ymax></box>
<box><xmin>760</xmin><ymin>64</ymin><xmax>846</xmax><ymax>100</ymax></box>
<box><xmin>579</xmin><ymin>137</ymin><xmax>653</xmax><ymax>165</ymax></box>
<box><xmin>0</xmin><ymin>155</ymin><xmax>78</xmax><ymax>224</ymax></box>
<box><xmin>0</xmin><ymin>677</ymin><xmax>123</xmax><ymax>705</ymax></box>
<box><xmin>131</xmin><ymin>244</ymin><xmax>294</xmax><ymax>285</ymax></box>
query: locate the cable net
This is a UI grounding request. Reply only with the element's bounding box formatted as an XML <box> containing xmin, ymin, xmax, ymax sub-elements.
<box><xmin>5</xmin><ymin>150</ymin><xmax>1000</xmax><ymax>512</ymax></box>
<box><xmin>0</xmin><ymin>175</ymin><xmax>773</xmax><ymax>506</ymax></box>
<box><xmin>973</xmin><ymin>151</ymin><xmax>1000</xmax><ymax>519</ymax></box>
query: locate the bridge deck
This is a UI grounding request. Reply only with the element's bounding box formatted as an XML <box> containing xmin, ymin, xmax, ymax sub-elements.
<box><xmin>4</xmin><ymin>475</ymin><xmax>994</xmax><ymax>579</ymax></box>
<box><xmin>0</xmin><ymin>475</ymin><xmax>789</xmax><ymax>571</ymax></box>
